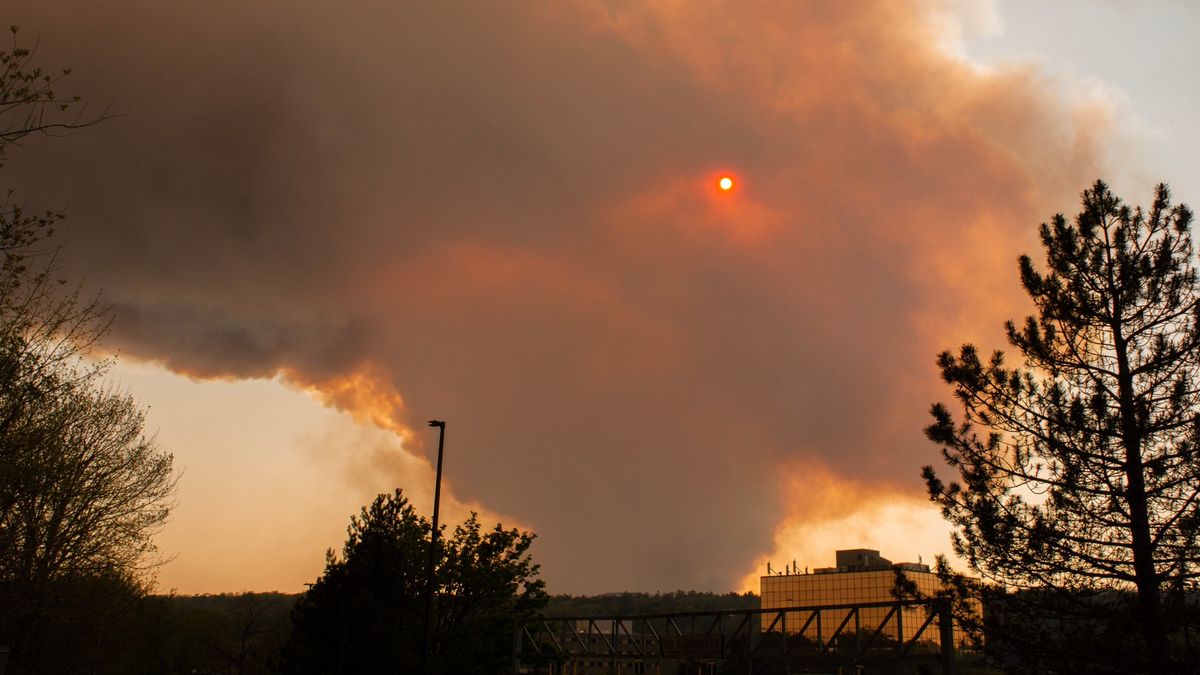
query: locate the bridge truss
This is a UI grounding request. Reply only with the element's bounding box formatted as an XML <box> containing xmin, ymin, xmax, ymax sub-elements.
<box><xmin>514</xmin><ymin>599</ymin><xmax>963</xmax><ymax>674</ymax></box>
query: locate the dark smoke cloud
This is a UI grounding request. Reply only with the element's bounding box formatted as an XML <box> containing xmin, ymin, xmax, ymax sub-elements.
<box><xmin>6</xmin><ymin>0</ymin><xmax>1103</xmax><ymax>591</ymax></box>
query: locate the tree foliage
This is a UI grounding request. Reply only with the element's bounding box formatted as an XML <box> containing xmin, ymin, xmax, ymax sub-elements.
<box><xmin>154</xmin><ymin>592</ymin><xmax>295</xmax><ymax>674</ymax></box>
<box><xmin>280</xmin><ymin>489</ymin><xmax>547</xmax><ymax>675</ymax></box>
<box><xmin>1</xmin><ymin>25</ymin><xmax>107</xmax><ymax>165</ymax></box>
<box><xmin>0</xmin><ymin>27</ymin><xmax>174</xmax><ymax>672</ymax></box>
<box><xmin>925</xmin><ymin>180</ymin><xmax>1200</xmax><ymax>671</ymax></box>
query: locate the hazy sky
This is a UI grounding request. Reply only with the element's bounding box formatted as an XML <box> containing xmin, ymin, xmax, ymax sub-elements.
<box><xmin>5</xmin><ymin>0</ymin><xmax>1197</xmax><ymax>594</ymax></box>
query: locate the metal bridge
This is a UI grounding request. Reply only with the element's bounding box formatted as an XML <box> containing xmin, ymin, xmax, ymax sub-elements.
<box><xmin>514</xmin><ymin>598</ymin><xmax>961</xmax><ymax>674</ymax></box>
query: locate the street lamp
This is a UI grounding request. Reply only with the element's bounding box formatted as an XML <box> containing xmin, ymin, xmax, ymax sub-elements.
<box><xmin>423</xmin><ymin>419</ymin><xmax>446</xmax><ymax>673</ymax></box>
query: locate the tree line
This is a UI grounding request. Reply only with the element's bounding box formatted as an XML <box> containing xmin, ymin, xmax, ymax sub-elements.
<box><xmin>0</xmin><ymin>489</ymin><xmax>547</xmax><ymax>674</ymax></box>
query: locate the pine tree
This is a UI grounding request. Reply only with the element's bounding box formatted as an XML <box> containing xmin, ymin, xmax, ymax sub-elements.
<box><xmin>925</xmin><ymin>180</ymin><xmax>1200</xmax><ymax>670</ymax></box>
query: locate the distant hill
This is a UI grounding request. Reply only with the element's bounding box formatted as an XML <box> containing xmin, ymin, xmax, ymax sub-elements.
<box><xmin>131</xmin><ymin>590</ymin><xmax>758</xmax><ymax>672</ymax></box>
<box><xmin>151</xmin><ymin>592</ymin><xmax>297</xmax><ymax>673</ymax></box>
<box><xmin>157</xmin><ymin>589</ymin><xmax>760</xmax><ymax>620</ymax></box>
<box><xmin>544</xmin><ymin>590</ymin><xmax>759</xmax><ymax>617</ymax></box>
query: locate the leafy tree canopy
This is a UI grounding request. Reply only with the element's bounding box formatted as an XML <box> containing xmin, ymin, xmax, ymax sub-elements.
<box><xmin>280</xmin><ymin>489</ymin><xmax>546</xmax><ymax>675</ymax></box>
<box><xmin>0</xmin><ymin>27</ymin><xmax>173</xmax><ymax>674</ymax></box>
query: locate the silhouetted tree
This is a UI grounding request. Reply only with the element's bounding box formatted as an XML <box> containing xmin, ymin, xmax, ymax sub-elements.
<box><xmin>925</xmin><ymin>180</ymin><xmax>1200</xmax><ymax>671</ymax></box>
<box><xmin>0</xmin><ymin>27</ymin><xmax>114</xmax><ymax>554</ymax></box>
<box><xmin>0</xmin><ymin>27</ymin><xmax>174</xmax><ymax>672</ymax></box>
<box><xmin>0</xmin><ymin>25</ymin><xmax>109</xmax><ymax>163</ymax></box>
<box><xmin>279</xmin><ymin>489</ymin><xmax>546</xmax><ymax>675</ymax></box>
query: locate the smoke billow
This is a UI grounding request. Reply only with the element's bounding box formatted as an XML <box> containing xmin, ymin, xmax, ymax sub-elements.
<box><xmin>7</xmin><ymin>0</ymin><xmax>1105</xmax><ymax>591</ymax></box>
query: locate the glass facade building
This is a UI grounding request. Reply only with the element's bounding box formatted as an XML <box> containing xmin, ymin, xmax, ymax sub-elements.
<box><xmin>759</xmin><ymin>549</ymin><xmax>952</xmax><ymax>647</ymax></box>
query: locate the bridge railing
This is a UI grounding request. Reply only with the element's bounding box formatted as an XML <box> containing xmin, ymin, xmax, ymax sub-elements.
<box><xmin>514</xmin><ymin>599</ymin><xmax>960</xmax><ymax>674</ymax></box>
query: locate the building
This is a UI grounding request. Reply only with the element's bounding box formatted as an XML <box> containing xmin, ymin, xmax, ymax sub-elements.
<box><xmin>760</xmin><ymin>549</ymin><xmax>951</xmax><ymax>648</ymax></box>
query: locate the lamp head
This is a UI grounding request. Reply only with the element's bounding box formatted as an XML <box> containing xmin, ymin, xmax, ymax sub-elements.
<box><xmin>428</xmin><ymin>419</ymin><xmax>445</xmax><ymax>428</ymax></box>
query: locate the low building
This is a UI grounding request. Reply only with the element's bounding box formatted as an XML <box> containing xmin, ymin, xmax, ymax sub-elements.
<box><xmin>760</xmin><ymin>549</ymin><xmax>951</xmax><ymax>648</ymax></box>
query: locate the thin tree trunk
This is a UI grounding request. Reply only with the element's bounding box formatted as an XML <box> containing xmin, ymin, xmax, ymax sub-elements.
<box><xmin>1115</xmin><ymin>329</ymin><xmax>1170</xmax><ymax>666</ymax></box>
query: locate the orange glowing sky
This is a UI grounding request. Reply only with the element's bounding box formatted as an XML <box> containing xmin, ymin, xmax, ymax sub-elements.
<box><xmin>5</xmin><ymin>0</ymin><xmax>1199</xmax><ymax>594</ymax></box>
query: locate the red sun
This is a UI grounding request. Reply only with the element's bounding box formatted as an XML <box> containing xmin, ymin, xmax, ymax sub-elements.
<box><xmin>718</xmin><ymin>176</ymin><xmax>734</xmax><ymax>191</ymax></box>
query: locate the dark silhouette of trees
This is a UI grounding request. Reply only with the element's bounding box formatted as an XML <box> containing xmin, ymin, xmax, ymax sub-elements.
<box><xmin>151</xmin><ymin>592</ymin><xmax>295</xmax><ymax>674</ymax></box>
<box><xmin>279</xmin><ymin>489</ymin><xmax>547</xmax><ymax>675</ymax></box>
<box><xmin>545</xmin><ymin>591</ymin><xmax>759</xmax><ymax>617</ymax></box>
<box><xmin>0</xmin><ymin>27</ymin><xmax>175</xmax><ymax>672</ymax></box>
<box><xmin>925</xmin><ymin>180</ymin><xmax>1200</xmax><ymax>671</ymax></box>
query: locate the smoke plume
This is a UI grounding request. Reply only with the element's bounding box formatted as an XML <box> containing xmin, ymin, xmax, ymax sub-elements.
<box><xmin>7</xmin><ymin>0</ymin><xmax>1105</xmax><ymax>591</ymax></box>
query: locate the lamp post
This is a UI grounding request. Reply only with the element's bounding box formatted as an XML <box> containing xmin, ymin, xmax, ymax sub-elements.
<box><xmin>423</xmin><ymin>419</ymin><xmax>446</xmax><ymax>673</ymax></box>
